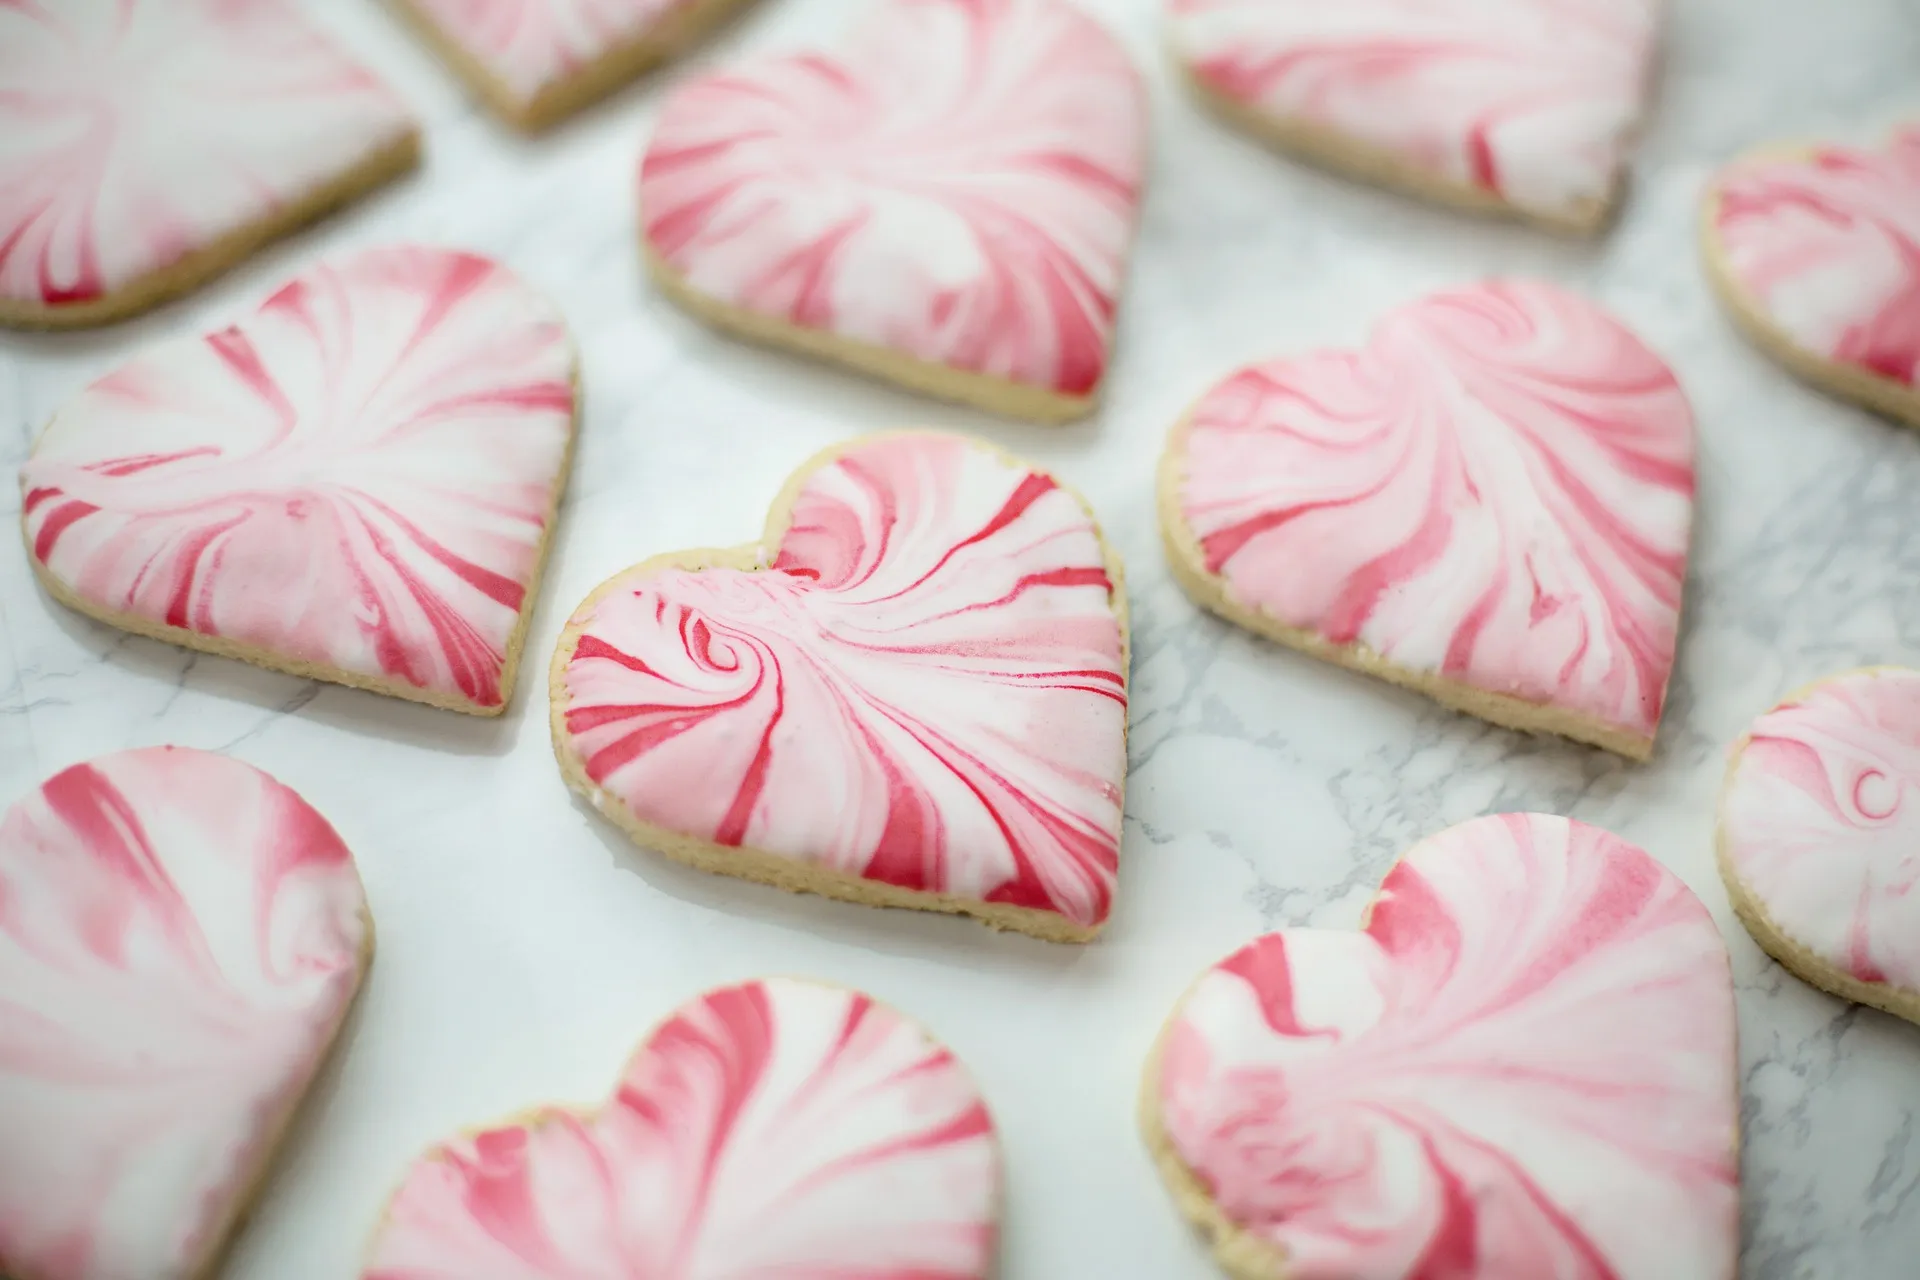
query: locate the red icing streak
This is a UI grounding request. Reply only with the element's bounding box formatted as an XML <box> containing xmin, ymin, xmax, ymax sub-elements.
<box><xmin>637</xmin><ymin>0</ymin><xmax>1146</xmax><ymax>397</ymax></box>
<box><xmin>1152</xmin><ymin>813</ymin><xmax>1737</xmax><ymax>1280</ymax></box>
<box><xmin>19</xmin><ymin>245</ymin><xmax>574</xmax><ymax>709</ymax></box>
<box><xmin>362</xmin><ymin>978</ymin><xmax>999</xmax><ymax>1278</ymax></box>
<box><xmin>557</xmin><ymin>433</ymin><xmax>1127</xmax><ymax>931</ymax></box>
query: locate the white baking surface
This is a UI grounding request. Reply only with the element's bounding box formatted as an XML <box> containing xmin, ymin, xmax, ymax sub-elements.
<box><xmin>3</xmin><ymin>1</ymin><xmax>1918</xmax><ymax>1276</ymax></box>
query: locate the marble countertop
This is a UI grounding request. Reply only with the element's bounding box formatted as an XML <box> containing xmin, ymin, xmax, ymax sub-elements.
<box><xmin>4</xmin><ymin>1</ymin><xmax>1919</xmax><ymax>1276</ymax></box>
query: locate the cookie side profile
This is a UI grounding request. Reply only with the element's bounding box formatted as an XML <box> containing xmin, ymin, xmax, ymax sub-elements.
<box><xmin>20</xmin><ymin>246</ymin><xmax>578</xmax><ymax>716</ymax></box>
<box><xmin>550</xmin><ymin>431</ymin><xmax>1130</xmax><ymax>943</ymax></box>
<box><xmin>0</xmin><ymin>747</ymin><xmax>371</xmax><ymax>1280</ymax></box>
<box><xmin>386</xmin><ymin>0</ymin><xmax>753</xmax><ymax>130</ymax></box>
<box><xmin>361</xmin><ymin>978</ymin><xmax>1000</xmax><ymax>1278</ymax></box>
<box><xmin>1158</xmin><ymin>279</ymin><xmax>1695</xmax><ymax>760</ymax></box>
<box><xmin>1716</xmin><ymin>667</ymin><xmax>1920</xmax><ymax>1023</ymax></box>
<box><xmin>0</xmin><ymin>0</ymin><xmax>419</xmax><ymax>329</ymax></box>
<box><xmin>1141</xmin><ymin>813</ymin><xmax>1739</xmax><ymax>1280</ymax></box>
<box><xmin>1701</xmin><ymin>128</ymin><xmax>1920</xmax><ymax>428</ymax></box>
<box><xmin>638</xmin><ymin>0</ymin><xmax>1147</xmax><ymax>423</ymax></box>
<box><xmin>1165</xmin><ymin>0</ymin><xmax>1661</xmax><ymax>234</ymax></box>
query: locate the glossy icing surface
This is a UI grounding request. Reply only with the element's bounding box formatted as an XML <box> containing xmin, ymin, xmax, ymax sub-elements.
<box><xmin>404</xmin><ymin>0</ymin><xmax>686</xmax><ymax>102</ymax></box>
<box><xmin>362</xmin><ymin>978</ymin><xmax>998</xmax><ymax>1278</ymax></box>
<box><xmin>1165</xmin><ymin>0</ymin><xmax>1659</xmax><ymax>219</ymax></box>
<box><xmin>556</xmin><ymin>432</ymin><xmax>1127</xmax><ymax>930</ymax></box>
<box><xmin>1710</xmin><ymin>128</ymin><xmax>1920</xmax><ymax>388</ymax></box>
<box><xmin>1721</xmin><ymin>668</ymin><xmax>1920</xmax><ymax>994</ymax></box>
<box><xmin>1173</xmin><ymin>279</ymin><xmax>1694</xmax><ymax>741</ymax></box>
<box><xmin>21</xmin><ymin>245</ymin><xmax>575</xmax><ymax>709</ymax></box>
<box><xmin>0</xmin><ymin>0</ymin><xmax>415</xmax><ymax>309</ymax></box>
<box><xmin>0</xmin><ymin>746</ymin><xmax>368</xmax><ymax>1280</ymax></box>
<box><xmin>639</xmin><ymin>0</ymin><xmax>1146</xmax><ymax>396</ymax></box>
<box><xmin>1152</xmin><ymin>812</ymin><xmax>1738</xmax><ymax>1280</ymax></box>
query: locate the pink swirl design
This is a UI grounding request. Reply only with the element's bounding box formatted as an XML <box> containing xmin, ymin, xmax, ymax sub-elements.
<box><xmin>639</xmin><ymin>0</ymin><xmax>1146</xmax><ymax>399</ymax></box>
<box><xmin>1720</xmin><ymin>668</ymin><xmax>1920</xmax><ymax>994</ymax></box>
<box><xmin>362</xmin><ymin>978</ymin><xmax>999</xmax><ymax>1279</ymax></box>
<box><xmin>1170</xmin><ymin>279</ymin><xmax>1695</xmax><ymax>750</ymax></box>
<box><xmin>0</xmin><ymin>746</ymin><xmax>369</xmax><ymax>1280</ymax></box>
<box><xmin>1165</xmin><ymin>0</ymin><xmax>1658</xmax><ymax>222</ymax></box>
<box><xmin>0</xmin><ymin>0</ymin><xmax>415</xmax><ymax>312</ymax></box>
<box><xmin>20</xmin><ymin>245</ymin><xmax>576</xmax><ymax>712</ymax></box>
<box><xmin>400</xmin><ymin>0</ymin><xmax>687</xmax><ymax>103</ymax></box>
<box><xmin>1709</xmin><ymin>128</ymin><xmax>1920</xmax><ymax>388</ymax></box>
<box><xmin>554</xmin><ymin>432</ymin><xmax>1127</xmax><ymax>936</ymax></box>
<box><xmin>1149</xmin><ymin>813</ymin><xmax>1738</xmax><ymax>1280</ymax></box>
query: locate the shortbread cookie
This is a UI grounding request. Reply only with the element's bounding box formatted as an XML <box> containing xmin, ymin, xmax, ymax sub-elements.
<box><xmin>1702</xmin><ymin>127</ymin><xmax>1920</xmax><ymax>428</ymax></box>
<box><xmin>21</xmin><ymin>245</ymin><xmax>577</xmax><ymax>716</ymax></box>
<box><xmin>0</xmin><ymin>746</ymin><xmax>371</xmax><ymax>1280</ymax></box>
<box><xmin>387</xmin><ymin>0</ymin><xmax>752</xmax><ymax>131</ymax></box>
<box><xmin>551</xmin><ymin>431</ymin><xmax>1129</xmax><ymax>942</ymax></box>
<box><xmin>638</xmin><ymin>0</ymin><xmax>1147</xmax><ymax>423</ymax></box>
<box><xmin>0</xmin><ymin>0</ymin><xmax>419</xmax><ymax>329</ymax></box>
<box><xmin>1165</xmin><ymin>0</ymin><xmax>1660</xmax><ymax>234</ymax></box>
<box><xmin>361</xmin><ymin>978</ymin><xmax>999</xmax><ymax>1278</ymax></box>
<box><xmin>1142</xmin><ymin>813</ymin><xmax>1738</xmax><ymax>1280</ymax></box>
<box><xmin>1717</xmin><ymin>667</ymin><xmax>1920</xmax><ymax>1023</ymax></box>
<box><xmin>1159</xmin><ymin>279</ymin><xmax>1695</xmax><ymax>760</ymax></box>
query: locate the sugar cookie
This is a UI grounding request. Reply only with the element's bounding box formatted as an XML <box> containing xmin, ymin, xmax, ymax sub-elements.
<box><xmin>0</xmin><ymin>0</ymin><xmax>419</xmax><ymax>329</ymax></box>
<box><xmin>1142</xmin><ymin>813</ymin><xmax>1739</xmax><ymax>1280</ymax></box>
<box><xmin>1158</xmin><ymin>279</ymin><xmax>1695</xmax><ymax>760</ymax></box>
<box><xmin>1702</xmin><ymin>126</ymin><xmax>1920</xmax><ymax>428</ymax></box>
<box><xmin>638</xmin><ymin>0</ymin><xmax>1147</xmax><ymax>422</ymax></box>
<box><xmin>1717</xmin><ymin>667</ymin><xmax>1920</xmax><ymax>1023</ymax></box>
<box><xmin>361</xmin><ymin>978</ymin><xmax>999</xmax><ymax>1279</ymax></box>
<box><xmin>0</xmin><ymin>746</ymin><xmax>371</xmax><ymax>1280</ymax></box>
<box><xmin>551</xmin><ymin>431</ymin><xmax>1129</xmax><ymax>942</ymax></box>
<box><xmin>21</xmin><ymin>245</ymin><xmax>577</xmax><ymax>716</ymax></box>
<box><xmin>386</xmin><ymin>0</ymin><xmax>753</xmax><ymax>131</ymax></box>
<box><xmin>1165</xmin><ymin>0</ymin><xmax>1660</xmax><ymax>234</ymax></box>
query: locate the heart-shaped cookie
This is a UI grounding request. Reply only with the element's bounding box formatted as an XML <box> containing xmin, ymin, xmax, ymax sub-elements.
<box><xmin>638</xmin><ymin>0</ymin><xmax>1147</xmax><ymax>423</ymax></box>
<box><xmin>388</xmin><ymin>0</ymin><xmax>754</xmax><ymax>131</ymax></box>
<box><xmin>1159</xmin><ymin>279</ymin><xmax>1695</xmax><ymax>760</ymax></box>
<box><xmin>0</xmin><ymin>746</ymin><xmax>370</xmax><ymax>1280</ymax></box>
<box><xmin>1718</xmin><ymin>667</ymin><xmax>1920</xmax><ymax>1023</ymax></box>
<box><xmin>1702</xmin><ymin>126</ymin><xmax>1920</xmax><ymax>428</ymax></box>
<box><xmin>551</xmin><ymin>431</ymin><xmax>1129</xmax><ymax>942</ymax></box>
<box><xmin>361</xmin><ymin>977</ymin><xmax>1000</xmax><ymax>1278</ymax></box>
<box><xmin>21</xmin><ymin>245</ymin><xmax>577</xmax><ymax>715</ymax></box>
<box><xmin>1142</xmin><ymin>812</ymin><xmax>1739</xmax><ymax>1280</ymax></box>
<box><xmin>1165</xmin><ymin>0</ymin><xmax>1660</xmax><ymax>234</ymax></box>
<box><xmin>0</xmin><ymin>0</ymin><xmax>419</xmax><ymax>328</ymax></box>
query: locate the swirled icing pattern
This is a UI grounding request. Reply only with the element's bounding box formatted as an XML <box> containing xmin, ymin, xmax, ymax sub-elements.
<box><xmin>1151</xmin><ymin>813</ymin><xmax>1738</xmax><ymax>1280</ymax></box>
<box><xmin>1720</xmin><ymin>668</ymin><xmax>1920</xmax><ymax>994</ymax></box>
<box><xmin>639</xmin><ymin>0</ymin><xmax>1146</xmax><ymax>398</ymax></box>
<box><xmin>362</xmin><ymin>978</ymin><xmax>999</xmax><ymax>1278</ymax></box>
<box><xmin>1172</xmin><ymin>280</ymin><xmax>1694</xmax><ymax>747</ymax></box>
<box><xmin>401</xmin><ymin>0</ymin><xmax>686</xmax><ymax>104</ymax></box>
<box><xmin>556</xmin><ymin>433</ymin><xmax>1127</xmax><ymax>933</ymax></box>
<box><xmin>0</xmin><ymin>747</ymin><xmax>369</xmax><ymax>1280</ymax></box>
<box><xmin>0</xmin><ymin>0</ymin><xmax>415</xmax><ymax>312</ymax></box>
<box><xmin>1709</xmin><ymin>128</ymin><xmax>1920</xmax><ymax>388</ymax></box>
<box><xmin>21</xmin><ymin>246</ymin><xmax>575</xmax><ymax>711</ymax></box>
<box><xmin>1165</xmin><ymin>0</ymin><xmax>1659</xmax><ymax>222</ymax></box>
